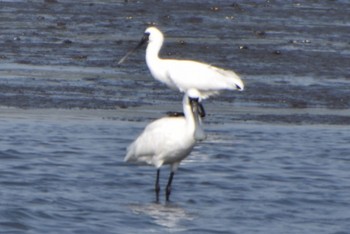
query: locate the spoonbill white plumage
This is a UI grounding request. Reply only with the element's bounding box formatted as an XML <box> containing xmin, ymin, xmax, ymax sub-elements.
<box><xmin>118</xmin><ymin>27</ymin><xmax>244</xmax><ymax>99</ymax></box>
<box><xmin>124</xmin><ymin>89</ymin><xmax>206</xmax><ymax>201</ymax></box>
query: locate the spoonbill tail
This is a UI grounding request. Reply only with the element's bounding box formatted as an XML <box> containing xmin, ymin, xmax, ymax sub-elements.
<box><xmin>124</xmin><ymin>89</ymin><xmax>206</xmax><ymax>202</ymax></box>
<box><xmin>118</xmin><ymin>27</ymin><xmax>244</xmax><ymax>99</ymax></box>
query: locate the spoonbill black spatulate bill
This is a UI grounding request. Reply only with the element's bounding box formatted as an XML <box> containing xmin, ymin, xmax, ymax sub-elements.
<box><xmin>118</xmin><ymin>27</ymin><xmax>244</xmax><ymax>99</ymax></box>
<box><xmin>124</xmin><ymin>89</ymin><xmax>206</xmax><ymax>202</ymax></box>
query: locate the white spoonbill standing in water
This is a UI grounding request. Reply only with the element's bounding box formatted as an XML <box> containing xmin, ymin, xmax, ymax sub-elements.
<box><xmin>124</xmin><ymin>89</ymin><xmax>206</xmax><ymax>202</ymax></box>
<box><xmin>118</xmin><ymin>27</ymin><xmax>244</xmax><ymax>99</ymax></box>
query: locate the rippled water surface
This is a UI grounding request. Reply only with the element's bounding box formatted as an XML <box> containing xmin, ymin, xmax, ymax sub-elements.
<box><xmin>1</xmin><ymin>109</ymin><xmax>350</xmax><ymax>234</ymax></box>
<box><xmin>1</xmin><ymin>0</ymin><xmax>350</xmax><ymax>233</ymax></box>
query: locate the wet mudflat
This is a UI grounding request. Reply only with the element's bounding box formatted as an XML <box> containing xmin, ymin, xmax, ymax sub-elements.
<box><xmin>0</xmin><ymin>1</ymin><xmax>350</xmax><ymax>233</ymax></box>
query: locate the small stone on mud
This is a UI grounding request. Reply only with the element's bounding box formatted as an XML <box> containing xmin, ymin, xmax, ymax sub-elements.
<box><xmin>63</xmin><ymin>39</ymin><xmax>73</xmax><ymax>44</ymax></box>
<box><xmin>255</xmin><ymin>31</ymin><xmax>266</xmax><ymax>37</ymax></box>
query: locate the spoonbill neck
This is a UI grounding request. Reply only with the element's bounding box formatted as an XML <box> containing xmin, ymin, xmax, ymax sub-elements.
<box><xmin>183</xmin><ymin>96</ymin><xmax>206</xmax><ymax>141</ymax></box>
<box><xmin>145</xmin><ymin>39</ymin><xmax>174</xmax><ymax>88</ymax></box>
<box><xmin>145</xmin><ymin>39</ymin><xmax>163</xmax><ymax>64</ymax></box>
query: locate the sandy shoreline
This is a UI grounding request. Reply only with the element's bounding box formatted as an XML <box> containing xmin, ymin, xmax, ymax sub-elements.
<box><xmin>1</xmin><ymin>103</ymin><xmax>349</xmax><ymax>126</ymax></box>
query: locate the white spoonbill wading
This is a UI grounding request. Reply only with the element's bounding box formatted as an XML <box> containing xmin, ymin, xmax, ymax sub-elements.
<box><xmin>118</xmin><ymin>27</ymin><xmax>244</xmax><ymax>99</ymax></box>
<box><xmin>124</xmin><ymin>89</ymin><xmax>206</xmax><ymax>202</ymax></box>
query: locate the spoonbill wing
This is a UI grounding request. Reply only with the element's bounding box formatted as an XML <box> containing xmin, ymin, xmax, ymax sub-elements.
<box><xmin>164</xmin><ymin>59</ymin><xmax>244</xmax><ymax>97</ymax></box>
<box><xmin>125</xmin><ymin>117</ymin><xmax>191</xmax><ymax>166</ymax></box>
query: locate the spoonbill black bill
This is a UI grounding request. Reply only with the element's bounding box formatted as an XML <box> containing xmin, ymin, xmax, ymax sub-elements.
<box><xmin>118</xmin><ymin>27</ymin><xmax>244</xmax><ymax>99</ymax></box>
<box><xmin>124</xmin><ymin>89</ymin><xmax>206</xmax><ymax>202</ymax></box>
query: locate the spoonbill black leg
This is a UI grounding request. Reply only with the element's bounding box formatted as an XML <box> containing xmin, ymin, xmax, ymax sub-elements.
<box><xmin>166</xmin><ymin>172</ymin><xmax>175</xmax><ymax>201</ymax></box>
<box><xmin>155</xmin><ymin>169</ymin><xmax>160</xmax><ymax>202</ymax></box>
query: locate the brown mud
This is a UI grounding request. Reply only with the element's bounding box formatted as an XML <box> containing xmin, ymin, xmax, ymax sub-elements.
<box><xmin>0</xmin><ymin>1</ymin><xmax>349</xmax><ymax>124</ymax></box>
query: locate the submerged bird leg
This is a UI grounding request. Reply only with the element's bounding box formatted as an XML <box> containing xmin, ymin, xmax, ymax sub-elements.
<box><xmin>166</xmin><ymin>172</ymin><xmax>175</xmax><ymax>201</ymax></box>
<box><xmin>155</xmin><ymin>169</ymin><xmax>161</xmax><ymax>202</ymax></box>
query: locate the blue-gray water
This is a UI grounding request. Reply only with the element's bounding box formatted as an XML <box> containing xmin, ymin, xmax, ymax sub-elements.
<box><xmin>1</xmin><ymin>108</ymin><xmax>350</xmax><ymax>233</ymax></box>
<box><xmin>1</xmin><ymin>0</ymin><xmax>350</xmax><ymax>233</ymax></box>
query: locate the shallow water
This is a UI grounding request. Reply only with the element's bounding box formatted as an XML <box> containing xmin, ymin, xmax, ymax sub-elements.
<box><xmin>1</xmin><ymin>109</ymin><xmax>350</xmax><ymax>233</ymax></box>
<box><xmin>1</xmin><ymin>0</ymin><xmax>350</xmax><ymax>233</ymax></box>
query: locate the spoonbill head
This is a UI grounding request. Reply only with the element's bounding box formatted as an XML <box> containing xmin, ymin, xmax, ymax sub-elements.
<box><xmin>118</xmin><ymin>27</ymin><xmax>245</xmax><ymax>99</ymax></box>
<box><xmin>124</xmin><ymin>89</ymin><xmax>206</xmax><ymax>201</ymax></box>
